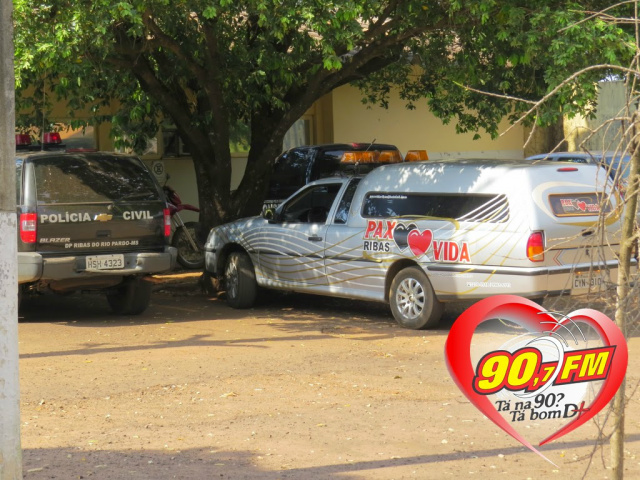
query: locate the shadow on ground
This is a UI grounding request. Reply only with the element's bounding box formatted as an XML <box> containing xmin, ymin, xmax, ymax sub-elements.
<box><xmin>23</xmin><ymin>433</ymin><xmax>640</xmax><ymax>480</ymax></box>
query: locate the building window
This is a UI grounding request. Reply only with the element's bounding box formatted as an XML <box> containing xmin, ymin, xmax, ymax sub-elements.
<box><xmin>283</xmin><ymin>117</ymin><xmax>313</xmax><ymax>151</ymax></box>
<box><xmin>162</xmin><ymin>127</ymin><xmax>188</xmax><ymax>157</ymax></box>
<box><xmin>158</xmin><ymin>115</ymin><xmax>314</xmax><ymax>158</ymax></box>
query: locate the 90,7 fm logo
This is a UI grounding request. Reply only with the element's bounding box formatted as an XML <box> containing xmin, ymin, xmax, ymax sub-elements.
<box><xmin>472</xmin><ymin>345</ymin><xmax>615</xmax><ymax>395</ymax></box>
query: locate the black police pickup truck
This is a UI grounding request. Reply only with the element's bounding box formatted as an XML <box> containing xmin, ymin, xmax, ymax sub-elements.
<box><xmin>263</xmin><ymin>142</ymin><xmax>402</xmax><ymax>214</ymax></box>
<box><xmin>16</xmin><ymin>151</ymin><xmax>176</xmax><ymax>314</ymax></box>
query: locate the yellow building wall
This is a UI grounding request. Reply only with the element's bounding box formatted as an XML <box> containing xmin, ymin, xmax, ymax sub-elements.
<box><xmin>22</xmin><ymin>84</ymin><xmax>528</xmax><ymax>218</ymax></box>
<box><xmin>564</xmin><ymin>80</ymin><xmax>634</xmax><ymax>152</ymax></box>
<box><xmin>331</xmin><ymin>85</ymin><xmax>525</xmax><ymax>159</ymax></box>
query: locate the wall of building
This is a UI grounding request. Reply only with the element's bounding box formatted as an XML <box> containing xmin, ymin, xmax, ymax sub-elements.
<box><xmin>140</xmin><ymin>157</ymin><xmax>200</xmax><ymax>224</ymax></box>
<box><xmin>331</xmin><ymin>85</ymin><xmax>526</xmax><ymax>159</ymax></box>
<box><xmin>22</xmin><ymin>84</ymin><xmax>533</xmax><ymax>220</ymax></box>
<box><xmin>565</xmin><ymin>80</ymin><xmax>634</xmax><ymax>153</ymax></box>
<box><xmin>129</xmin><ymin>84</ymin><xmax>530</xmax><ymax>221</ymax></box>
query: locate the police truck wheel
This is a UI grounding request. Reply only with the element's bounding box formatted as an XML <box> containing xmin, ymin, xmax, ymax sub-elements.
<box><xmin>224</xmin><ymin>252</ymin><xmax>257</xmax><ymax>309</ymax></box>
<box><xmin>390</xmin><ymin>267</ymin><xmax>443</xmax><ymax>329</ymax></box>
<box><xmin>107</xmin><ymin>277</ymin><xmax>152</xmax><ymax>315</ymax></box>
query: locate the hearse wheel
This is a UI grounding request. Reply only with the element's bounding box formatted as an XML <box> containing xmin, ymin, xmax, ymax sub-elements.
<box><xmin>107</xmin><ymin>276</ymin><xmax>152</xmax><ymax>315</ymax></box>
<box><xmin>224</xmin><ymin>251</ymin><xmax>257</xmax><ymax>309</ymax></box>
<box><xmin>390</xmin><ymin>267</ymin><xmax>443</xmax><ymax>329</ymax></box>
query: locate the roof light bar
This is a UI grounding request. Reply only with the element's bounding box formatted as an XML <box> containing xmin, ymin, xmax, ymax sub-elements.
<box><xmin>404</xmin><ymin>150</ymin><xmax>429</xmax><ymax>162</ymax></box>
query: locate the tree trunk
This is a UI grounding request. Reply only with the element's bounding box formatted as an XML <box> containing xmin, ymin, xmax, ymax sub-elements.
<box><xmin>189</xmin><ymin>128</ymin><xmax>285</xmax><ymax>230</ymax></box>
<box><xmin>235</xmin><ymin>136</ymin><xmax>287</xmax><ymax>219</ymax></box>
<box><xmin>611</xmin><ymin>115</ymin><xmax>639</xmax><ymax>479</ymax></box>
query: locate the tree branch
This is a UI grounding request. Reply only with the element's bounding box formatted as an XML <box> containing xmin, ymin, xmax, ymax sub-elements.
<box><xmin>141</xmin><ymin>9</ymin><xmax>209</xmax><ymax>86</ymax></box>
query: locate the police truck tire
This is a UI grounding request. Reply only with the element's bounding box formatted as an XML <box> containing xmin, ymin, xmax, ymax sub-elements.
<box><xmin>224</xmin><ymin>251</ymin><xmax>257</xmax><ymax>309</ymax></box>
<box><xmin>107</xmin><ymin>277</ymin><xmax>152</xmax><ymax>315</ymax></box>
<box><xmin>390</xmin><ymin>267</ymin><xmax>443</xmax><ymax>329</ymax></box>
<box><xmin>173</xmin><ymin>222</ymin><xmax>205</xmax><ymax>269</ymax></box>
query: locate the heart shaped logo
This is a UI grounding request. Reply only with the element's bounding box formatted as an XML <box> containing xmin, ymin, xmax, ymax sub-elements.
<box><xmin>445</xmin><ymin>295</ymin><xmax>627</xmax><ymax>462</ymax></box>
<box><xmin>392</xmin><ymin>223</ymin><xmax>417</xmax><ymax>251</ymax></box>
<box><xmin>407</xmin><ymin>228</ymin><xmax>432</xmax><ymax>256</ymax></box>
<box><xmin>576</xmin><ymin>200</ymin><xmax>587</xmax><ymax>211</ymax></box>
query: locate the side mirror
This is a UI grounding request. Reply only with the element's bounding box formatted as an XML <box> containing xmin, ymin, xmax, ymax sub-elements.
<box><xmin>263</xmin><ymin>207</ymin><xmax>281</xmax><ymax>223</ymax></box>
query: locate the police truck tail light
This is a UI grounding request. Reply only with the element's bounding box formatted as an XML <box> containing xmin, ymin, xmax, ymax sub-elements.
<box><xmin>527</xmin><ymin>231</ymin><xmax>545</xmax><ymax>262</ymax></box>
<box><xmin>20</xmin><ymin>213</ymin><xmax>37</xmax><ymax>244</ymax></box>
<box><xmin>163</xmin><ymin>208</ymin><xmax>171</xmax><ymax>237</ymax></box>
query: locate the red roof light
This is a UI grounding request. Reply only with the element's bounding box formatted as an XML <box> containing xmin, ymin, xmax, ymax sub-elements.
<box><xmin>15</xmin><ymin>134</ymin><xmax>31</xmax><ymax>146</ymax></box>
<box><xmin>43</xmin><ymin>132</ymin><xmax>62</xmax><ymax>144</ymax></box>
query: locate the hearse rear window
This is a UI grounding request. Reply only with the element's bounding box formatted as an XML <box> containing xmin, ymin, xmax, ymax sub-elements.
<box><xmin>548</xmin><ymin>193</ymin><xmax>612</xmax><ymax>217</ymax></box>
<box><xmin>362</xmin><ymin>193</ymin><xmax>509</xmax><ymax>222</ymax></box>
<box><xmin>33</xmin><ymin>155</ymin><xmax>160</xmax><ymax>204</ymax></box>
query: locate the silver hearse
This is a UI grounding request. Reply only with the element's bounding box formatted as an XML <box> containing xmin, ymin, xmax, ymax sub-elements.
<box><xmin>205</xmin><ymin>159</ymin><xmax>625</xmax><ymax>329</ymax></box>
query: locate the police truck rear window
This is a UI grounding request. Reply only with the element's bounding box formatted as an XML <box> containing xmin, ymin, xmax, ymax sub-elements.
<box><xmin>33</xmin><ymin>154</ymin><xmax>160</xmax><ymax>204</ymax></box>
<box><xmin>362</xmin><ymin>193</ymin><xmax>509</xmax><ymax>222</ymax></box>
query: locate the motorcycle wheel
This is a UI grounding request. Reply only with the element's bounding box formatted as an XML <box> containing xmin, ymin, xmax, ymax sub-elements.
<box><xmin>172</xmin><ymin>221</ymin><xmax>205</xmax><ymax>269</ymax></box>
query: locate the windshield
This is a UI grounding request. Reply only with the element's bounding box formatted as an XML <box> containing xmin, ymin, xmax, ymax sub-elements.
<box><xmin>33</xmin><ymin>154</ymin><xmax>160</xmax><ymax>204</ymax></box>
<box><xmin>604</xmin><ymin>155</ymin><xmax>631</xmax><ymax>180</ymax></box>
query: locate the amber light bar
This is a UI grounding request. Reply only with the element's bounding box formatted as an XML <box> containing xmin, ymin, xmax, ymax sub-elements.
<box><xmin>340</xmin><ymin>150</ymin><xmax>405</xmax><ymax>164</ymax></box>
<box><xmin>405</xmin><ymin>150</ymin><xmax>429</xmax><ymax>162</ymax></box>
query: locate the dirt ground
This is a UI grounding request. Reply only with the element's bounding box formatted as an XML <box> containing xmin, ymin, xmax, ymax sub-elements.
<box><xmin>17</xmin><ymin>272</ymin><xmax>640</xmax><ymax>479</ymax></box>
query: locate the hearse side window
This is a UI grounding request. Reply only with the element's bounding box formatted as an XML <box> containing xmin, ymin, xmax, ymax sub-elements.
<box><xmin>334</xmin><ymin>178</ymin><xmax>362</xmax><ymax>224</ymax></box>
<box><xmin>281</xmin><ymin>183</ymin><xmax>343</xmax><ymax>223</ymax></box>
<box><xmin>362</xmin><ymin>193</ymin><xmax>509</xmax><ymax>222</ymax></box>
<box><xmin>33</xmin><ymin>155</ymin><xmax>160</xmax><ymax>204</ymax></box>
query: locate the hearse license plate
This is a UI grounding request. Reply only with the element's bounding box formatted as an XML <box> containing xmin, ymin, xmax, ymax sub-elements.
<box><xmin>572</xmin><ymin>270</ymin><xmax>606</xmax><ymax>292</ymax></box>
<box><xmin>86</xmin><ymin>254</ymin><xmax>125</xmax><ymax>270</ymax></box>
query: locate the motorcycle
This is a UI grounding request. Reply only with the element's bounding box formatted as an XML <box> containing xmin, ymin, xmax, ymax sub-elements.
<box><xmin>163</xmin><ymin>179</ymin><xmax>205</xmax><ymax>269</ymax></box>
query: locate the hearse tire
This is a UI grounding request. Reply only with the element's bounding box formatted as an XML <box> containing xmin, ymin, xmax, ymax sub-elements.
<box><xmin>107</xmin><ymin>277</ymin><xmax>152</xmax><ymax>315</ymax></box>
<box><xmin>224</xmin><ymin>251</ymin><xmax>257</xmax><ymax>309</ymax></box>
<box><xmin>390</xmin><ymin>267</ymin><xmax>443</xmax><ymax>329</ymax></box>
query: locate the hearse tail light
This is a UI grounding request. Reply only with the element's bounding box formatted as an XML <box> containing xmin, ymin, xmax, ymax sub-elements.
<box><xmin>163</xmin><ymin>208</ymin><xmax>171</xmax><ymax>237</ymax></box>
<box><xmin>527</xmin><ymin>231</ymin><xmax>545</xmax><ymax>262</ymax></box>
<box><xmin>340</xmin><ymin>151</ymin><xmax>378</xmax><ymax>164</ymax></box>
<box><xmin>405</xmin><ymin>150</ymin><xmax>429</xmax><ymax>162</ymax></box>
<box><xmin>20</xmin><ymin>213</ymin><xmax>37</xmax><ymax>243</ymax></box>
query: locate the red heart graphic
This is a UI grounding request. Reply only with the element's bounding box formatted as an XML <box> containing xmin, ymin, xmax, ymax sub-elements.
<box><xmin>577</xmin><ymin>200</ymin><xmax>587</xmax><ymax>211</ymax></box>
<box><xmin>407</xmin><ymin>229</ymin><xmax>432</xmax><ymax>256</ymax></box>
<box><xmin>445</xmin><ymin>295</ymin><xmax>627</xmax><ymax>461</ymax></box>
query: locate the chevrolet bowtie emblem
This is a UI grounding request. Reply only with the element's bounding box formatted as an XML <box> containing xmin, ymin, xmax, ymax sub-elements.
<box><xmin>94</xmin><ymin>213</ymin><xmax>113</xmax><ymax>222</ymax></box>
